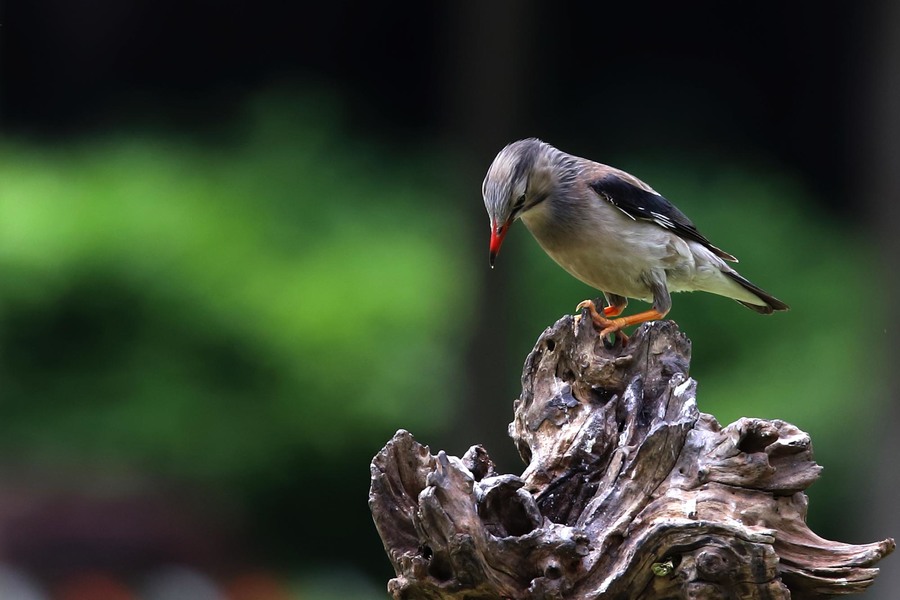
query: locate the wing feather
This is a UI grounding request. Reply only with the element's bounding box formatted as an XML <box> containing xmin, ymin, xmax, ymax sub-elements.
<box><xmin>589</xmin><ymin>172</ymin><xmax>737</xmax><ymax>262</ymax></box>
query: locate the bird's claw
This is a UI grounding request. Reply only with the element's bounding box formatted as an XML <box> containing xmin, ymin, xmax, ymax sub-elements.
<box><xmin>575</xmin><ymin>300</ymin><xmax>628</xmax><ymax>345</ymax></box>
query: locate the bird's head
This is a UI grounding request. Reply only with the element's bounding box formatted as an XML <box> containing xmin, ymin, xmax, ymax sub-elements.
<box><xmin>481</xmin><ymin>138</ymin><xmax>549</xmax><ymax>267</ymax></box>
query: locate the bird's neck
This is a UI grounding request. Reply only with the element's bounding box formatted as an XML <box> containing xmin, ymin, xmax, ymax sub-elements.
<box><xmin>528</xmin><ymin>145</ymin><xmax>579</xmax><ymax>199</ymax></box>
<box><xmin>518</xmin><ymin>146</ymin><xmax>586</xmax><ymax>245</ymax></box>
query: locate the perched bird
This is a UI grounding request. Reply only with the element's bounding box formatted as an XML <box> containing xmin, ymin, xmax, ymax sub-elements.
<box><xmin>482</xmin><ymin>138</ymin><xmax>788</xmax><ymax>339</ymax></box>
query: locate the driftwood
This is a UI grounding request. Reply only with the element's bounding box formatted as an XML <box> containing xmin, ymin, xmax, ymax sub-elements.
<box><xmin>369</xmin><ymin>315</ymin><xmax>895</xmax><ymax>599</ymax></box>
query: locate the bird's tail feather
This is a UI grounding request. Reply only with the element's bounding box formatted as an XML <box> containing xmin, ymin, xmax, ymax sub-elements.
<box><xmin>724</xmin><ymin>271</ymin><xmax>789</xmax><ymax>314</ymax></box>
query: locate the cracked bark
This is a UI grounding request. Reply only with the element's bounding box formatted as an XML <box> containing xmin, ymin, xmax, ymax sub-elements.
<box><xmin>369</xmin><ymin>315</ymin><xmax>895</xmax><ymax>599</ymax></box>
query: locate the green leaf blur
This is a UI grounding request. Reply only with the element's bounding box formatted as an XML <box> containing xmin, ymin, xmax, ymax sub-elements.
<box><xmin>0</xmin><ymin>92</ymin><xmax>473</xmax><ymax>481</ymax></box>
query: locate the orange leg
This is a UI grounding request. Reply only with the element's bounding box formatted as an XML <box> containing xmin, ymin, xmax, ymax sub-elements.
<box><xmin>576</xmin><ymin>300</ymin><xmax>667</xmax><ymax>341</ymax></box>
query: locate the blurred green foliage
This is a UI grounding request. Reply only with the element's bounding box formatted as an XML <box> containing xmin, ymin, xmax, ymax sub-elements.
<box><xmin>0</xmin><ymin>92</ymin><xmax>473</xmax><ymax>482</ymax></box>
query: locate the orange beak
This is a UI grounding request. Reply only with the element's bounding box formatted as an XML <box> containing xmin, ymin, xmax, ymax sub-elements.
<box><xmin>489</xmin><ymin>221</ymin><xmax>510</xmax><ymax>268</ymax></box>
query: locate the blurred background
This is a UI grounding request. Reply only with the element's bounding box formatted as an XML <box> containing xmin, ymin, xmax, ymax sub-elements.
<box><xmin>1</xmin><ymin>1</ymin><xmax>898</xmax><ymax>598</ymax></box>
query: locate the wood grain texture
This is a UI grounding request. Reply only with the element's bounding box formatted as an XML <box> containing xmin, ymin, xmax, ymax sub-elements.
<box><xmin>369</xmin><ymin>316</ymin><xmax>894</xmax><ymax>599</ymax></box>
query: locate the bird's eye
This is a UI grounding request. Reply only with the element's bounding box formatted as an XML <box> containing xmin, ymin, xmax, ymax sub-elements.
<box><xmin>516</xmin><ymin>193</ymin><xmax>526</xmax><ymax>206</ymax></box>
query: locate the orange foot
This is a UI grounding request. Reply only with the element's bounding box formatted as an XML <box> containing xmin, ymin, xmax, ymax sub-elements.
<box><xmin>575</xmin><ymin>300</ymin><xmax>667</xmax><ymax>343</ymax></box>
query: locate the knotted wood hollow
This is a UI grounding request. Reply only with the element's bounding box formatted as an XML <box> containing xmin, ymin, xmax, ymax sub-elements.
<box><xmin>369</xmin><ymin>317</ymin><xmax>894</xmax><ymax>599</ymax></box>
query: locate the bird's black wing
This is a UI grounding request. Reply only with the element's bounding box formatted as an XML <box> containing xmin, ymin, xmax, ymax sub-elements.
<box><xmin>589</xmin><ymin>173</ymin><xmax>737</xmax><ymax>262</ymax></box>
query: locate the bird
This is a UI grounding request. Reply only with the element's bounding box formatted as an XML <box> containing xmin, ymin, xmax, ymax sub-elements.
<box><xmin>482</xmin><ymin>138</ymin><xmax>788</xmax><ymax>340</ymax></box>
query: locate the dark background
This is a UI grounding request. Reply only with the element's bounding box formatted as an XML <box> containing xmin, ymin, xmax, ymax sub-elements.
<box><xmin>0</xmin><ymin>1</ymin><xmax>872</xmax><ymax>195</ymax></box>
<box><xmin>1</xmin><ymin>2</ymin><xmax>897</xmax><ymax>598</ymax></box>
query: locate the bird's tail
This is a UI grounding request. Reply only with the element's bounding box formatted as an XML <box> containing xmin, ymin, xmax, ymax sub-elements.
<box><xmin>724</xmin><ymin>271</ymin><xmax>790</xmax><ymax>314</ymax></box>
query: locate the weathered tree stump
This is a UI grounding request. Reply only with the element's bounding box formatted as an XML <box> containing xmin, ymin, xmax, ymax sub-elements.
<box><xmin>369</xmin><ymin>315</ymin><xmax>894</xmax><ymax>599</ymax></box>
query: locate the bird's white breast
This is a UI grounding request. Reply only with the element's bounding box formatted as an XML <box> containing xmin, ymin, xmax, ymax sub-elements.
<box><xmin>520</xmin><ymin>193</ymin><xmax>699</xmax><ymax>302</ymax></box>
